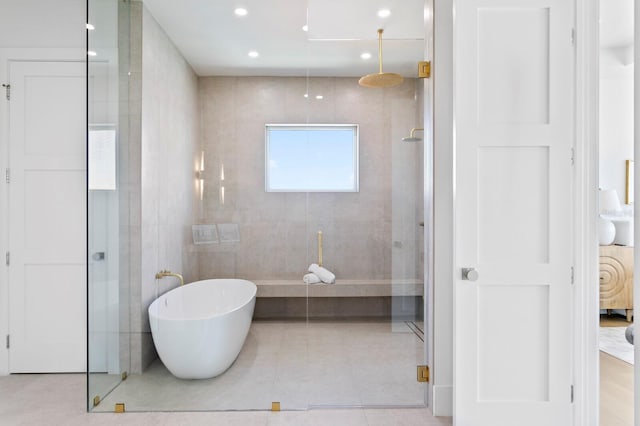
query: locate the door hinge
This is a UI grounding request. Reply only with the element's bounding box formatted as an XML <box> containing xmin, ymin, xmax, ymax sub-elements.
<box><xmin>5</xmin><ymin>335</ymin><xmax>9</xmax><ymax>349</ymax></box>
<box><xmin>570</xmin><ymin>148</ymin><xmax>575</xmax><ymax>165</ymax></box>
<box><xmin>570</xmin><ymin>385</ymin><xmax>574</xmax><ymax>403</ymax></box>
<box><xmin>571</xmin><ymin>28</ymin><xmax>576</xmax><ymax>46</ymax></box>
<box><xmin>418</xmin><ymin>61</ymin><xmax>431</xmax><ymax>79</ymax></box>
<box><xmin>417</xmin><ymin>365</ymin><xmax>430</xmax><ymax>382</ymax></box>
<box><xmin>5</xmin><ymin>168</ymin><xmax>9</xmax><ymax>184</ymax></box>
<box><xmin>570</xmin><ymin>266</ymin><xmax>574</xmax><ymax>285</ymax></box>
<box><xmin>5</xmin><ymin>251</ymin><xmax>9</xmax><ymax>266</ymax></box>
<box><xmin>2</xmin><ymin>84</ymin><xmax>9</xmax><ymax>100</ymax></box>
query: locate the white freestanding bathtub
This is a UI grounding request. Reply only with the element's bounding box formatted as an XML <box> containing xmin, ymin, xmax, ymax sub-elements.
<box><xmin>148</xmin><ymin>278</ymin><xmax>256</xmax><ymax>379</ymax></box>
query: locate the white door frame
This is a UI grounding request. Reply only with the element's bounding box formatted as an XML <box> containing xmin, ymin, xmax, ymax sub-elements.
<box><xmin>574</xmin><ymin>0</ymin><xmax>640</xmax><ymax>424</ymax></box>
<box><xmin>0</xmin><ymin>48</ymin><xmax>84</xmax><ymax>376</ymax></box>
<box><xmin>430</xmin><ymin>0</ymin><xmax>455</xmax><ymax>416</ymax></box>
<box><xmin>573</xmin><ymin>0</ymin><xmax>600</xmax><ymax>424</ymax></box>
<box><xmin>634</xmin><ymin>0</ymin><xmax>640</xmax><ymax>420</ymax></box>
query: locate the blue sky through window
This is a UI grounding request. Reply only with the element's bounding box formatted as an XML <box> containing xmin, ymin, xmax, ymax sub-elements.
<box><xmin>266</xmin><ymin>125</ymin><xmax>358</xmax><ymax>192</ymax></box>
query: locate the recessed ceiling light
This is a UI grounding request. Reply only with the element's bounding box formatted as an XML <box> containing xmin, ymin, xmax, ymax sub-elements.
<box><xmin>303</xmin><ymin>93</ymin><xmax>309</xmax><ymax>98</ymax></box>
<box><xmin>361</xmin><ymin>52</ymin><xmax>372</xmax><ymax>60</ymax></box>
<box><xmin>86</xmin><ymin>23</ymin><xmax>95</xmax><ymax>30</ymax></box>
<box><xmin>315</xmin><ymin>95</ymin><xmax>323</xmax><ymax>100</ymax></box>
<box><xmin>248</xmin><ymin>50</ymin><xmax>259</xmax><ymax>58</ymax></box>
<box><xmin>87</xmin><ymin>51</ymin><xmax>97</xmax><ymax>57</ymax></box>
<box><xmin>302</xmin><ymin>25</ymin><xmax>309</xmax><ymax>32</ymax></box>
<box><xmin>234</xmin><ymin>7</ymin><xmax>248</xmax><ymax>16</ymax></box>
<box><xmin>377</xmin><ymin>8</ymin><xmax>391</xmax><ymax>18</ymax></box>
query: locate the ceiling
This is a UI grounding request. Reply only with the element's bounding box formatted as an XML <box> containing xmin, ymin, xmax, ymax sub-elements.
<box><xmin>142</xmin><ymin>0</ymin><xmax>426</xmax><ymax>77</ymax></box>
<box><xmin>142</xmin><ymin>0</ymin><xmax>634</xmax><ymax>77</ymax></box>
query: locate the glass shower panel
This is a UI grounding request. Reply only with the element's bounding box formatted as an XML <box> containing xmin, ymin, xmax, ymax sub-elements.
<box><xmin>85</xmin><ymin>0</ymin><xmax>429</xmax><ymax>413</ymax></box>
<box><xmin>303</xmin><ymin>0</ymin><xmax>428</xmax><ymax>408</ymax></box>
<box><xmin>87</xmin><ymin>0</ymin><xmax>130</xmax><ymax>411</ymax></box>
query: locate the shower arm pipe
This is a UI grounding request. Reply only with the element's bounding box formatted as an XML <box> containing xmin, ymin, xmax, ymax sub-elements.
<box><xmin>318</xmin><ymin>231</ymin><xmax>323</xmax><ymax>267</ymax></box>
<box><xmin>377</xmin><ymin>28</ymin><xmax>384</xmax><ymax>74</ymax></box>
<box><xmin>155</xmin><ymin>270</ymin><xmax>184</xmax><ymax>286</ymax></box>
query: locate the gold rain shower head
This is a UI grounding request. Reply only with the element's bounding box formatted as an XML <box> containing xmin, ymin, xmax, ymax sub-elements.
<box><xmin>401</xmin><ymin>128</ymin><xmax>424</xmax><ymax>142</ymax></box>
<box><xmin>358</xmin><ymin>29</ymin><xmax>404</xmax><ymax>89</ymax></box>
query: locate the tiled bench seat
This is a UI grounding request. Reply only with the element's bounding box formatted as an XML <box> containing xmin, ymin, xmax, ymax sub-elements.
<box><xmin>254</xmin><ymin>279</ymin><xmax>423</xmax><ymax>298</ymax></box>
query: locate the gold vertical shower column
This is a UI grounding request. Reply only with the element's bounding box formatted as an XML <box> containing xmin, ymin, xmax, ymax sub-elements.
<box><xmin>318</xmin><ymin>230</ymin><xmax>323</xmax><ymax>267</ymax></box>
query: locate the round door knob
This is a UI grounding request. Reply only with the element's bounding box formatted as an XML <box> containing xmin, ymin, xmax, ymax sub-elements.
<box><xmin>462</xmin><ymin>267</ymin><xmax>479</xmax><ymax>281</ymax></box>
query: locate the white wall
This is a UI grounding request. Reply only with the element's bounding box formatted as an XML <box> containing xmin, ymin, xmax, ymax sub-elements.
<box><xmin>0</xmin><ymin>1</ymin><xmax>85</xmax><ymax>376</ymax></box>
<box><xmin>599</xmin><ymin>48</ymin><xmax>634</xmax><ymax>204</ymax></box>
<box><xmin>0</xmin><ymin>0</ymin><xmax>85</xmax><ymax>48</ymax></box>
<box><xmin>126</xmin><ymin>2</ymin><xmax>200</xmax><ymax>373</ymax></box>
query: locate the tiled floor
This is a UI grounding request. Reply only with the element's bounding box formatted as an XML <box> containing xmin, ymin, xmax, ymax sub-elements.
<box><xmin>0</xmin><ymin>320</ymin><xmax>451</xmax><ymax>425</ymax></box>
<box><xmin>96</xmin><ymin>320</ymin><xmax>426</xmax><ymax>411</ymax></box>
<box><xmin>0</xmin><ymin>373</ymin><xmax>450</xmax><ymax>426</ymax></box>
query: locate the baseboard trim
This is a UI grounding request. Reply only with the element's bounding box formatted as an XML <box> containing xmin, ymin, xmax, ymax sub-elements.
<box><xmin>432</xmin><ymin>385</ymin><xmax>453</xmax><ymax>416</ymax></box>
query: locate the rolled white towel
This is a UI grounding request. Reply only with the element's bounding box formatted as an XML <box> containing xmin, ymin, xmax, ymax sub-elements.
<box><xmin>308</xmin><ymin>263</ymin><xmax>336</xmax><ymax>284</ymax></box>
<box><xmin>303</xmin><ymin>273</ymin><xmax>321</xmax><ymax>284</ymax></box>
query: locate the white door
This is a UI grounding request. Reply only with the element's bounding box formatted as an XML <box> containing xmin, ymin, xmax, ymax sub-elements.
<box><xmin>8</xmin><ymin>61</ymin><xmax>86</xmax><ymax>372</ymax></box>
<box><xmin>454</xmin><ymin>1</ymin><xmax>574</xmax><ymax>425</ymax></box>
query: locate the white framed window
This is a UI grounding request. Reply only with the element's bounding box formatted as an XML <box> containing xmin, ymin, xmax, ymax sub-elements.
<box><xmin>265</xmin><ymin>124</ymin><xmax>359</xmax><ymax>192</ymax></box>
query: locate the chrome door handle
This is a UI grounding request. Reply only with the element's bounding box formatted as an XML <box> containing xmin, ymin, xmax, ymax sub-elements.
<box><xmin>461</xmin><ymin>267</ymin><xmax>478</xmax><ymax>281</ymax></box>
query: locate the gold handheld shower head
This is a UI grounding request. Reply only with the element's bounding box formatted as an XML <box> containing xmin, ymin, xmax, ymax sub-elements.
<box><xmin>358</xmin><ymin>29</ymin><xmax>404</xmax><ymax>89</ymax></box>
<box><xmin>401</xmin><ymin>128</ymin><xmax>424</xmax><ymax>142</ymax></box>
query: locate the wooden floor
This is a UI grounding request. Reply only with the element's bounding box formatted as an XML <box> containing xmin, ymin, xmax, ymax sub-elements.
<box><xmin>600</xmin><ymin>314</ymin><xmax>633</xmax><ymax>426</ymax></box>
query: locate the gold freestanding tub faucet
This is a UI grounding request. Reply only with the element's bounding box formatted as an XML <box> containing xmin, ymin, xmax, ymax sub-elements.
<box><xmin>155</xmin><ymin>270</ymin><xmax>184</xmax><ymax>286</ymax></box>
